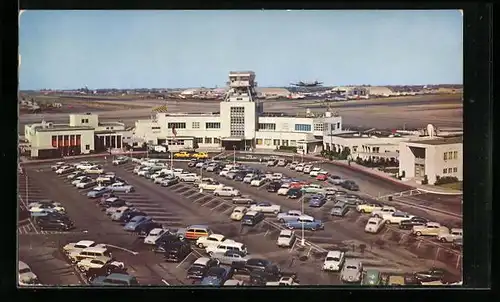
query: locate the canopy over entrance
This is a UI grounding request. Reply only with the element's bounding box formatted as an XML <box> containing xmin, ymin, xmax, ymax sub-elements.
<box><xmin>221</xmin><ymin>137</ymin><xmax>251</xmax><ymax>151</ymax></box>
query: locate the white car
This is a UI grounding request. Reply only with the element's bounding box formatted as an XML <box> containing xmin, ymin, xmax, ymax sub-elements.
<box><xmin>289</xmin><ymin>161</ymin><xmax>299</xmax><ymax>169</ymax></box>
<box><xmin>67</xmin><ymin>171</ymin><xmax>85</xmax><ymax>180</ymax></box>
<box><xmin>213</xmin><ymin>187</ymin><xmax>241</xmax><ymax>197</ymax></box>
<box><xmin>199</xmin><ymin>181</ymin><xmax>224</xmax><ymax>191</ymax></box>
<box><xmin>340</xmin><ymin>259</ymin><xmax>363</xmax><ymax>283</ymax></box>
<box><xmin>56</xmin><ymin>166</ymin><xmax>75</xmax><ymax>175</ymax></box>
<box><xmin>219</xmin><ymin>168</ymin><xmax>230</xmax><ymax>177</ymax></box>
<box><xmin>84</xmin><ymin>166</ymin><xmax>104</xmax><ymax>174</ymax></box>
<box><xmin>76</xmin><ymin>163</ymin><xmax>94</xmax><ymax>170</ymax></box>
<box><xmin>106</xmin><ymin>205</ymin><xmax>130</xmax><ymax>216</ymax></box>
<box><xmin>62</xmin><ymin>240</ymin><xmax>106</xmax><ymax>255</ymax></box>
<box><xmin>71</xmin><ymin>176</ymin><xmax>89</xmax><ymax>186</ymax></box>
<box><xmin>51</xmin><ymin>162</ymin><xmax>66</xmax><ymax>171</ymax></box>
<box><xmin>137</xmin><ymin>167</ymin><xmax>153</xmax><ymax>176</ymax></box>
<box><xmin>324</xmin><ymin>187</ymin><xmax>338</xmax><ymax>196</ymax></box>
<box><xmin>243</xmin><ymin>173</ymin><xmax>257</xmax><ymax>184</ymax></box>
<box><xmin>112</xmin><ymin>156</ymin><xmax>128</xmax><ymax>165</ymax></box>
<box><xmin>96</xmin><ymin>173</ymin><xmax>116</xmax><ymax>183</ymax></box>
<box><xmin>277</xmin><ymin>210</ymin><xmax>309</xmax><ymax>223</ymax></box>
<box><xmin>29</xmin><ymin>204</ymin><xmax>66</xmax><ymax>214</ymax></box>
<box><xmin>437</xmin><ymin>228</ymin><xmax>463</xmax><ymax>243</ymax></box>
<box><xmin>364</xmin><ymin>217</ymin><xmax>385</xmax><ymax>234</ymax></box>
<box><xmin>250</xmin><ymin>177</ymin><xmax>267</xmax><ymax>187</ymax></box>
<box><xmin>249</xmin><ymin>202</ymin><xmax>281</xmax><ymax>215</ymax></box>
<box><xmin>18</xmin><ymin>261</ymin><xmax>40</xmax><ymax>285</ymax></box>
<box><xmin>196</xmin><ymin>234</ymin><xmax>235</xmax><ymax>249</ymax></box>
<box><xmin>76</xmin><ymin>178</ymin><xmax>97</xmax><ymax>189</ymax></box>
<box><xmin>178</xmin><ymin>173</ymin><xmax>199</xmax><ymax>182</ymax></box>
<box><xmin>107</xmin><ymin>182</ymin><xmax>135</xmax><ymax>193</ymax></box>
<box><xmin>110</xmin><ymin>206</ymin><xmax>132</xmax><ymax>221</ymax></box>
<box><xmin>277</xmin><ymin>159</ymin><xmax>287</xmax><ymax>167</ymax></box>
<box><xmin>381</xmin><ymin>211</ymin><xmax>414</xmax><ymax>224</ymax></box>
<box><xmin>270</xmin><ymin>173</ymin><xmax>283</xmax><ymax>181</ymax></box>
<box><xmin>77</xmin><ymin>257</ymin><xmax>124</xmax><ymax>272</ymax></box>
<box><xmin>371</xmin><ymin>206</ymin><xmax>397</xmax><ymax>218</ymax></box>
<box><xmin>144</xmin><ymin>228</ymin><xmax>169</xmax><ymax>245</ymax></box>
<box><xmin>172</xmin><ymin>168</ymin><xmax>185</xmax><ymax>177</ymax></box>
<box><xmin>309</xmin><ymin>167</ymin><xmax>322</xmax><ymax>177</ymax></box>
<box><xmin>303</xmin><ymin>165</ymin><xmax>313</xmax><ymax>174</ymax></box>
<box><xmin>294</xmin><ymin>163</ymin><xmax>305</xmax><ymax>172</ymax></box>
<box><xmin>276</xmin><ymin>230</ymin><xmax>296</xmax><ymax>248</ymax></box>
<box><xmin>230</xmin><ymin>207</ymin><xmax>247</xmax><ymax>221</ymax></box>
<box><xmin>277</xmin><ymin>184</ymin><xmax>291</xmax><ymax>196</ymax></box>
<box><xmin>322</xmin><ymin>250</ymin><xmax>345</xmax><ymax>272</ymax></box>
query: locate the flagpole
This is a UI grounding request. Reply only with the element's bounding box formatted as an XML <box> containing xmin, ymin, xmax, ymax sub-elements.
<box><xmin>171</xmin><ymin>125</ymin><xmax>177</xmax><ymax>170</ymax></box>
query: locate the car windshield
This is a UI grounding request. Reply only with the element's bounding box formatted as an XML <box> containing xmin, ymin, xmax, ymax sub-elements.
<box><xmin>207</xmin><ymin>268</ymin><xmax>224</xmax><ymax>277</ymax></box>
<box><xmin>368</xmin><ymin>221</ymin><xmax>377</xmax><ymax>225</ymax></box>
<box><xmin>19</xmin><ymin>268</ymin><xmax>31</xmax><ymax>274</ymax></box>
<box><xmin>346</xmin><ymin>265</ymin><xmax>357</xmax><ymax>270</ymax></box>
<box><xmin>279</xmin><ymin>234</ymin><xmax>291</xmax><ymax>238</ymax></box>
<box><xmin>326</xmin><ymin>257</ymin><xmax>340</xmax><ymax>262</ymax></box>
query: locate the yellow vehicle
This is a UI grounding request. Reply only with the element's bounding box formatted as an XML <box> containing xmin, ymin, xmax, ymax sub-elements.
<box><xmin>355</xmin><ymin>203</ymin><xmax>384</xmax><ymax>214</ymax></box>
<box><xmin>192</xmin><ymin>152</ymin><xmax>209</xmax><ymax>159</ymax></box>
<box><xmin>386</xmin><ymin>275</ymin><xmax>406</xmax><ymax>286</ymax></box>
<box><xmin>412</xmin><ymin>222</ymin><xmax>447</xmax><ymax>237</ymax></box>
<box><xmin>173</xmin><ymin>151</ymin><xmax>191</xmax><ymax>158</ymax></box>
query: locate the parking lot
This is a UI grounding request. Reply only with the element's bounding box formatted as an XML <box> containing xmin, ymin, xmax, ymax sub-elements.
<box><xmin>166</xmin><ymin>160</ymin><xmax>462</xmax><ymax>278</ymax></box>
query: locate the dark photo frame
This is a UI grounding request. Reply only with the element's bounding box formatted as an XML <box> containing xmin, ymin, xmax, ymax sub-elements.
<box><xmin>2</xmin><ymin>1</ymin><xmax>493</xmax><ymax>301</ymax></box>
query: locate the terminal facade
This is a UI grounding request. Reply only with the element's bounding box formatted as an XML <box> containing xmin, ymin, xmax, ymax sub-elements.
<box><xmin>133</xmin><ymin>71</ymin><xmax>344</xmax><ymax>153</ymax></box>
<box><xmin>23</xmin><ymin>113</ymin><xmax>125</xmax><ymax>158</ymax></box>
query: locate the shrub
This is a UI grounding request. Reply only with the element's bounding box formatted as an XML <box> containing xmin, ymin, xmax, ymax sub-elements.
<box><xmin>278</xmin><ymin>146</ymin><xmax>297</xmax><ymax>153</ymax></box>
<box><xmin>435</xmin><ymin>176</ymin><xmax>459</xmax><ymax>185</ymax></box>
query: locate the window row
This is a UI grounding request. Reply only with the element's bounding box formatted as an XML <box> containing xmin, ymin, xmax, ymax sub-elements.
<box><xmin>443</xmin><ymin>167</ymin><xmax>458</xmax><ymax>174</ymax></box>
<box><xmin>256</xmin><ymin>139</ymin><xmax>296</xmax><ymax>147</ymax></box>
<box><xmin>167</xmin><ymin>123</ymin><xmax>186</xmax><ymax>129</ymax></box>
<box><xmin>294</xmin><ymin>124</ymin><xmax>312</xmax><ymax>132</ymax></box>
<box><xmin>258</xmin><ymin>123</ymin><xmax>276</xmax><ymax>130</ymax></box>
<box><xmin>51</xmin><ymin>135</ymin><xmax>82</xmax><ymax>147</ymax></box>
<box><xmin>194</xmin><ymin>137</ymin><xmax>221</xmax><ymax>144</ymax></box>
<box><xmin>443</xmin><ymin>151</ymin><xmax>458</xmax><ymax>160</ymax></box>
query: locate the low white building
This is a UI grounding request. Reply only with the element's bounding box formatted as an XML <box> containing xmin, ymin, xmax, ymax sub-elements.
<box><xmin>23</xmin><ymin>113</ymin><xmax>126</xmax><ymax>158</ymax></box>
<box><xmin>398</xmin><ymin>137</ymin><xmax>463</xmax><ymax>185</ymax></box>
<box><xmin>133</xmin><ymin>71</ymin><xmax>343</xmax><ymax>153</ymax></box>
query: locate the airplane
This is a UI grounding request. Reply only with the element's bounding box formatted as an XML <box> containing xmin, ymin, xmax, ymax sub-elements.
<box><xmin>290</xmin><ymin>80</ymin><xmax>323</xmax><ymax>87</ymax></box>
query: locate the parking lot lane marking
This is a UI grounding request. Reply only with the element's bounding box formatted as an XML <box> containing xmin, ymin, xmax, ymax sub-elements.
<box><xmin>222</xmin><ymin>206</ymin><xmax>234</xmax><ymax>214</ymax></box>
<box><xmin>106</xmin><ymin>244</ymin><xmax>139</xmax><ymax>255</ymax></box>
<box><xmin>210</xmin><ymin>202</ymin><xmax>227</xmax><ymax>211</ymax></box>
<box><xmin>192</xmin><ymin>249</ymin><xmax>204</xmax><ymax>258</ymax></box>
<box><xmin>176</xmin><ymin>252</ymin><xmax>196</xmax><ymax>268</ymax></box>
<box><xmin>202</xmin><ymin>199</ymin><xmax>220</xmax><ymax>207</ymax></box>
<box><xmin>162</xmin><ymin>279</ymin><xmax>170</xmax><ymax>285</ymax></box>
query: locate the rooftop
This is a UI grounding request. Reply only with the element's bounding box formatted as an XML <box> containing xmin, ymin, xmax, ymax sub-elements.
<box><xmin>34</xmin><ymin>124</ymin><xmax>94</xmax><ymax>132</ymax></box>
<box><xmin>333</xmin><ymin>132</ymin><xmax>416</xmax><ymax>139</ymax></box>
<box><xmin>408</xmin><ymin>137</ymin><xmax>463</xmax><ymax>145</ymax></box>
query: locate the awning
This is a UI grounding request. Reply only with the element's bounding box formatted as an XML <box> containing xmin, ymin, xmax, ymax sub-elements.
<box><xmin>221</xmin><ymin>137</ymin><xmax>243</xmax><ymax>142</ymax></box>
<box><xmin>297</xmin><ymin>139</ymin><xmax>323</xmax><ymax>143</ymax></box>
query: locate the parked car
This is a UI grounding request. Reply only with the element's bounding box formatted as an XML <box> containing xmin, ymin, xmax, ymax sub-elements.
<box><xmin>340</xmin><ymin>259</ymin><xmax>363</xmax><ymax>283</ymax></box>
<box><xmin>210</xmin><ymin>250</ymin><xmax>250</xmax><ymax>265</ymax></box>
<box><xmin>91</xmin><ymin>273</ymin><xmax>139</xmax><ymax>286</ymax></box>
<box><xmin>276</xmin><ymin>230</ymin><xmax>296</xmax><ymax>248</ymax></box>
<box><xmin>249</xmin><ymin>202</ymin><xmax>281</xmax><ymax>215</ymax></box>
<box><xmin>56</xmin><ymin>166</ymin><xmax>76</xmax><ymax>175</ymax></box>
<box><xmin>437</xmin><ymin>228</ymin><xmax>463</xmax><ymax>243</ymax></box>
<box><xmin>112</xmin><ymin>156</ymin><xmax>128</xmax><ymax>165</ymax></box>
<box><xmin>266</xmin><ymin>182</ymin><xmax>282</xmax><ymax>193</ymax></box>
<box><xmin>413</xmin><ymin>267</ymin><xmax>448</xmax><ymax>283</ymax></box>
<box><xmin>35</xmin><ymin>215</ymin><xmax>74</xmax><ymax>231</ymax></box>
<box><xmin>187</xmin><ymin>257</ymin><xmax>220</xmax><ymax>280</ymax></box>
<box><xmin>87</xmin><ymin>186</ymin><xmax>112</xmax><ymax>198</ymax></box>
<box><xmin>85</xmin><ymin>263</ymin><xmax>127</xmax><ymax>282</ymax></box>
<box><xmin>284</xmin><ymin>216</ymin><xmax>324</xmax><ymax>231</ymax></box>
<box><xmin>163</xmin><ymin>241</ymin><xmax>192</xmax><ymax>262</ymax></box>
<box><xmin>196</xmin><ymin>234</ymin><xmax>235</xmax><ymax>249</ymax></box>
<box><xmin>361</xmin><ymin>270</ymin><xmax>383</xmax><ymax>285</ymax></box>
<box><xmin>67</xmin><ymin>171</ymin><xmax>86</xmax><ymax>180</ymax></box>
<box><xmin>330</xmin><ymin>201</ymin><xmax>350</xmax><ymax>217</ymax></box>
<box><xmin>250</xmin><ymin>177</ymin><xmax>268</xmax><ymax>187</ymax></box>
<box><xmin>371</xmin><ymin>206</ymin><xmax>397</xmax><ymax>218</ymax></box>
<box><xmin>241</xmin><ymin>211</ymin><xmax>265</xmax><ymax>226</ymax></box>
<box><xmin>399</xmin><ymin>216</ymin><xmax>428</xmax><ymax>230</ymax></box>
<box><xmin>308</xmin><ymin>195</ymin><xmax>327</xmax><ymax>208</ymax></box>
<box><xmin>341</xmin><ymin>180</ymin><xmax>359</xmax><ymax>191</ymax></box>
<box><xmin>277</xmin><ymin>210</ymin><xmax>306</xmax><ymax>223</ymax></box>
<box><xmin>322</xmin><ymin>250</ymin><xmax>345</xmax><ymax>272</ymax></box>
<box><xmin>382</xmin><ymin>212</ymin><xmax>415</xmax><ymax>224</ymax></box>
<box><xmin>123</xmin><ymin>216</ymin><xmax>152</xmax><ymax>232</ymax></box>
<box><xmin>51</xmin><ymin>161</ymin><xmax>66</xmax><ymax>171</ymax></box>
<box><xmin>161</xmin><ymin>177</ymin><xmax>179</xmax><ymax>187</ymax></box>
<box><xmin>144</xmin><ymin>228</ymin><xmax>170</xmax><ymax>245</ymax></box>
<box><xmin>200</xmin><ymin>266</ymin><xmax>232</xmax><ymax>286</ymax></box>
<box><xmin>286</xmin><ymin>188</ymin><xmax>303</xmax><ymax>199</ymax></box>
<box><xmin>412</xmin><ymin>222</ymin><xmax>448</xmax><ymax>237</ymax></box>
<box><xmin>107</xmin><ymin>182</ymin><xmax>135</xmax><ymax>193</ymax></box>
<box><xmin>364</xmin><ymin>217</ymin><xmax>385</xmax><ymax>234</ymax></box>
<box><xmin>230</xmin><ymin>207</ymin><xmax>247</xmax><ymax>221</ymax></box>
<box><xmin>356</xmin><ymin>203</ymin><xmax>384</xmax><ymax>214</ymax></box>
<box><xmin>76</xmin><ymin>178</ymin><xmax>97</xmax><ymax>189</ymax></box>
<box><xmin>231</xmin><ymin>197</ymin><xmax>256</xmax><ymax>205</ymax></box>
<box><xmin>213</xmin><ymin>187</ymin><xmax>241</xmax><ymax>197</ymax></box>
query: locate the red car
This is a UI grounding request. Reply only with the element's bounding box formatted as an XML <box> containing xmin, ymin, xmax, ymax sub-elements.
<box><xmin>316</xmin><ymin>174</ymin><xmax>328</xmax><ymax>181</ymax></box>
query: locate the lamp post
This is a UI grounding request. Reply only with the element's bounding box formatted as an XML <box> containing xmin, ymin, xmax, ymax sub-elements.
<box><xmin>233</xmin><ymin>145</ymin><xmax>236</xmax><ymax>166</ymax></box>
<box><xmin>300</xmin><ymin>195</ymin><xmax>305</xmax><ymax>246</ymax></box>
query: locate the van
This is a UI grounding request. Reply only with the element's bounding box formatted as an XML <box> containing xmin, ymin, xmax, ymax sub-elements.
<box><xmin>241</xmin><ymin>211</ymin><xmax>265</xmax><ymax>226</ymax></box>
<box><xmin>207</xmin><ymin>241</ymin><xmax>248</xmax><ymax>255</ymax></box>
<box><xmin>185</xmin><ymin>225</ymin><xmax>212</xmax><ymax>240</ymax></box>
<box><xmin>69</xmin><ymin>246</ymin><xmax>113</xmax><ymax>263</ymax></box>
<box><xmin>364</xmin><ymin>217</ymin><xmax>385</xmax><ymax>234</ymax></box>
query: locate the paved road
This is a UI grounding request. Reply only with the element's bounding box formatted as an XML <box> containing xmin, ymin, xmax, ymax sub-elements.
<box><xmin>170</xmin><ymin>161</ymin><xmax>462</xmax><ymax>278</ymax></box>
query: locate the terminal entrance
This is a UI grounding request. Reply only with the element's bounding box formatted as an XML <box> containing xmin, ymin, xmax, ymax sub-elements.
<box><xmin>222</xmin><ymin>139</ymin><xmax>253</xmax><ymax>151</ymax></box>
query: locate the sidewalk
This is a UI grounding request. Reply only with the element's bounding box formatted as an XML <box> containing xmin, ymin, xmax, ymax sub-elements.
<box><xmin>241</xmin><ymin>150</ymin><xmax>463</xmax><ymax>195</ymax></box>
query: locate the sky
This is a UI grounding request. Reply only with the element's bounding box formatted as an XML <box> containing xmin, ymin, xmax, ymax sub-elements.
<box><xmin>19</xmin><ymin>10</ymin><xmax>463</xmax><ymax>90</ymax></box>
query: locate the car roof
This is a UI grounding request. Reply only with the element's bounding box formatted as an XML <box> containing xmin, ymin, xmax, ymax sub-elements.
<box><xmin>344</xmin><ymin>259</ymin><xmax>360</xmax><ymax>266</ymax></box>
<box><xmin>279</xmin><ymin>230</ymin><xmax>293</xmax><ymax>236</ymax></box>
<box><xmin>81</xmin><ymin>256</ymin><xmax>111</xmax><ymax>262</ymax></box>
<box><xmin>233</xmin><ymin>206</ymin><xmax>247</xmax><ymax>211</ymax></box>
<box><xmin>187</xmin><ymin>224</ymin><xmax>209</xmax><ymax>229</ymax></box>
<box><xmin>245</xmin><ymin>211</ymin><xmax>259</xmax><ymax>216</ymax></box>
<box><xmin>326</xmin><ymin>250</ymin><xmax>343</xmax><ymax>258</ymax></box>
<box><xmin>427</xmin><ymin>222</ymin><xmax>441</xmax><ymax>226</ymax></box>
<box><xmin>19</xmin><ymin>261</ymin><xmax>29</xmax><ymax>270</ymax></box>
<box><xmin>76</xmin><ymin>240</ymin><xmax>95</xmax><ymax>246</ymax></box>
<box><xmin>193</xmin><ymin>257</ymin><xmax>211</xmax><ymax>266</ymax></box>
<box><xmin>208</xmin><ymin>234</ymin><xmax>225</xmax><ymax>240</ymax></box>
<box><xmin>451</xmin><ymin>228</ymin><xmax>463</xmax><ymax>232</ymax></box>
<box><xmin>81</xmin><ymin>246</ymin><xmax>108</xmax><ymax>253</ymax></box>
<box><xmin>105</xmin><ymin>273</ymin><xmax>135</xmax><ymax>281</ymax></box>
<box><xmin>368</xmin><ymin>217</ymin><xmax>383</xmax><ymax>223</ymax></box>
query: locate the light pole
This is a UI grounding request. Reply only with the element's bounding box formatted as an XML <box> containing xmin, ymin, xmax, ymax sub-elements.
<box><xmin>233</xmin><ymin>145</ymin><xmax>236</xmax><ymax>166</ymax></box>
<box><xmin>300</xmin><ymin>195</ymin><xmax>305</xmax><ymax>246</ymax></box>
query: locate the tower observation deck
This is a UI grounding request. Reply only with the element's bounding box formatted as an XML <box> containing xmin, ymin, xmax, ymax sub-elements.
<box><xmin>224</xmin><ymin>71</ymin><xmax>258</xmax><ymax>103</ymax></box>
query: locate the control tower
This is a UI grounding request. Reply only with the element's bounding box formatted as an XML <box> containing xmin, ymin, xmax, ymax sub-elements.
<box><xmin>219</xmin><ymin>71</ymin><xmax>262</xmax><ymax>150</ymax></box>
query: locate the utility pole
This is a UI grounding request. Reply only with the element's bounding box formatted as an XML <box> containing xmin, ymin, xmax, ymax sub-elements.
<box><xmin>233</xmin><ymin>145</ymin><xmax>236</xmax><ymax>166</ymax></box>
<box><xmin>300</xmin><ymin>195</ymin><xmax>305</xmax><ymax>246</ymax></box>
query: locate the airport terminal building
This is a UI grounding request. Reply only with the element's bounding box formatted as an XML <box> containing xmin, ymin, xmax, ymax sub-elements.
<box><xmin>23</xmin><ymin>113</ymin><xmax>126</xmax><ymax>158</ymax></box>
<box><xmin>133</xmin><ymin>71</ymin><xmax>344</xmax><ymax>153</ymax></box>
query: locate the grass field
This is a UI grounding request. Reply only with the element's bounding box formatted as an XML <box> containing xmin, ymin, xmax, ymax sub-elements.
<box><xmin>438</xmin><ymin>182</ymin><xmax>463</xmax><ymax>191</ymax></box>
